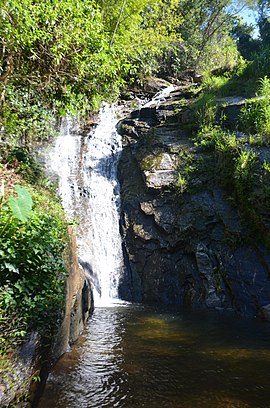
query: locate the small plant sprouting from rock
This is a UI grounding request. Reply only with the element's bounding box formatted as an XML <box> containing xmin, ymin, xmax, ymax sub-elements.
<box><xmin>175</xmin><ymin>173</ymin><xmax>187</xmax><ymax>194</ymax></box>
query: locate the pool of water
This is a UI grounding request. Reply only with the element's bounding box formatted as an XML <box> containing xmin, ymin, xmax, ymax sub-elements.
<box><xmin>38</xmin><ymin>305</ymin><xmax>270</xmax><ymax>408</ymax></box>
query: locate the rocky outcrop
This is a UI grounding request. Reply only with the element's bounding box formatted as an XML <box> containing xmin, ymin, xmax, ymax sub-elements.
<box><xmin>31</xmin><ymin>229</ymin><xmax>94</xmax><ymax>406</ymax></box>
<box><xmin>52</xmin><ymin>228</ymin><xmax>93</xmax><ymax>361</ymax></box>
<box><xmin>118</xmin><ymin>85</ymin><xmax>270</xmax><ymax>318</ymax></box>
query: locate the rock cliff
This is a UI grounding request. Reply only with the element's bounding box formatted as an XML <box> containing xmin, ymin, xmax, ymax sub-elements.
<box><xmin>117</xmin><ymin>85</ymin><xmax>270</xmax><ymax>318</ymax></box>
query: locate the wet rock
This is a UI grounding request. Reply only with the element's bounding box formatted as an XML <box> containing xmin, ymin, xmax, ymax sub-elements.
<box><xmin>195</xmin><ymin>243</ymin><xmax>222</xmax><ymax>309</ymax></box>
<box><xmin>181</xmin><ymin>108</ymin><xmax>195</xmax><ymax>124</ymax></box>
<box><xmin>52</xmin><ymin>229</ymin><xmax>94</xmax><ymax>361</ymax></box>
<box><xmin>0</xmin><ymin>332</ymin><xmax>41</xmax><ymax>408</ymax></box>
<box><xmin>142</xmin><ymin>152</ymin><xmax>178</xmax><ymax>191</ymax></box>
<box><xmin>142</xmin><ymin>76</ymin><xmax>171</xmax><ymax>94</ymax></box>
<box><xmin>259</xmin><ymin>304</ymin><xmax>270</xmax><ymax>321</ymax></box>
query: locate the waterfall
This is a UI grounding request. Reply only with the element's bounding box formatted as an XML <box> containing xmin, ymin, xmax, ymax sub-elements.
<box><xmin>143</xmin><ymin>84</ymin><xmax>175</xmax><ymax>107</ymax></box>
<box><xmin>49</xmin><ymin>103</ymin><xmax>124</xmax><ymax>306</ymax></box>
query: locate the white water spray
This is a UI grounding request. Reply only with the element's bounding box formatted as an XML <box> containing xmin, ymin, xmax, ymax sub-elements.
<box><xmin>50</xmin><ymin>104</ymin><xmax>124</xmax><ymax>306</ymax></box>
<box><xmin>143</xmin><ymin>84</ymin><xmax>175</xmax><ymax>107</ymax></box>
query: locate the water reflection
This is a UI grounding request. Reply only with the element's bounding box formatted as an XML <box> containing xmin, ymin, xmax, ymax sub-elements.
<box><xmin>39</xmin><ymin>305</ymin><xmax>270</xmax><ymax>408</ymax></box>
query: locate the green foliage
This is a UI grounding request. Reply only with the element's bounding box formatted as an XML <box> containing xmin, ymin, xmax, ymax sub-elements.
<box><xmin>0</xmin><ymin>0</ymin><xmax>184</xmax><ymax>146</ymax></box>
<box><xmin>202</xmin><ymin>75</ymin><xmax>231</xmax><ymax>94</ymax></box>
<box><xmin>0</xmin><ymin>182</ymin><xmax>68</xmax><ymax>364</ymax></box>
<box><xmin>7</xmin><ymin>185</ymin><xmax>33</xmax><ymax>223</ymax></box>
<box><xmin>199</xmin><ymin>69</ymin><xmax>270</xmax><ymax>141</ymax></box>
<box><xmin>231</xmin><ymin>17</ymin><xmax>260</xmax><ymax>60</ymax></box>
<box><xmin>0</xmin><ymin>86</ymin><xmax>58</xmax><ymax>146</ymax></box>
<box><xmin>0</xmin><ymin>194</ymin><xmax>66</xmax><ymax>286</ymax></box>
<box><xmin>239</xmin><ymin>76</ymin><xmax>270</xmax><ymax>138</ymax></box>
<box><xmin>194</xmin><ymin>121</ymin><xmax>270</xmax><ymax>243</ymax></box>
<box><xmin>200</xmin><ymin>56</ymin><xmax>261</xmax><ymax>98</ymax></box>
<box><xmin>246</xmin><ymin>46</ymin><xmax>270</xmax><ymax>79</ymax></box>
<box><xmin>175</xmin><ymin>173</ymin><xmax>188</xmax><ymax>194</ymax></box>
<box><xmin>0</xmin><ymin>144</ymin><xmax>43</xmax><ymax>184</ymax></box>
<box><xmin>194</xmin><ymin>93</ymin><xmax>217</xmax><ymax>128</ymax></box>
<box><xmin>195</xmin><ymin>125</ymin><xmax>240</xmax><ymax>187</ymax></box>
<box><xmin>163</xmin><ymin>0</ymin><xmax>240</xmax><ymax>76</ymax></box>
<box><xmin>173</xmin><ymin>150</ymin><xmax>196</xmax><ymax>195</ymax></box>
<box><xmin>234</xmin><ymin>149</ymin><xmax>258</xmax><ymax>193</ymax></box>
<box><xmin>258</xmin><ymin>75</ymin><xmax>270</xmax><ymax>98</ymax></box>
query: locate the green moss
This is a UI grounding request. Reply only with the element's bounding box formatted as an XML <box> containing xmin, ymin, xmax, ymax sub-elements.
<box><xmin>141</xmin><ymin>152</ymin><xmax>163</xmax><ymax>171</ymax></box>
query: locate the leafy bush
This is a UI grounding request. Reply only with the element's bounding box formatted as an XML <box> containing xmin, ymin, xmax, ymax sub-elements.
<box><xmin>0</xmin><ymin>0</ymin><xmax>183</xmax><ymax>147</ymax></box>
<box><xmin>239</xmin><ymin>76</ymin><xmax>270</xmax><ymax>139</ymax></box>
<box><xmin>234</xmin><ymin>150</ymin><xmax>258</xmax><ymax>194</ymax></box>
<box><xmin>202</xmin><ymin>75</ymin><xmax>230</xmax><ymax>95</ymax></box>
<box><xmin>0</xmin><ymin>86</ymin><xmax>58</xmax><ymax>147</ymax></box>
<box><xmin>195</xmin><ymin>125</ymin><xmax>231</xmax><ymax>150</ymax></box>
<box><xmin>251</xmin><ymin>46</ymin><xmax>270</xmax><ymax>78</ymax></box>
<box><xmin>0</xmin><ymin>144</ymin><xmax>43</xmax><ymax>184</ymax></box>
<box><xmin>0</xmin><ymin>184</ymin><xmax>67</xmax><ymax>352</ymax></box>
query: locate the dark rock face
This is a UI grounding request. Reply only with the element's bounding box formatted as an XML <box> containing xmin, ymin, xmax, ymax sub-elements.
<box><xmin>118</xmin><ymin>86</ymin><xmax>270</xmax><ymax>318</ymax></box>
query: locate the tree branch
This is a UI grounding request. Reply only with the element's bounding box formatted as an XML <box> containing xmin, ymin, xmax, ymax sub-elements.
<box><xmin>109</xmin><ymin>0</ymin><xmax>127</xmax><ymax>48</ymax></box>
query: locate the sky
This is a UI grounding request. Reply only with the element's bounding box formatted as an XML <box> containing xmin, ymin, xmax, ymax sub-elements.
<box><xmin>239</xmin><ymin>6</ymin><xmax>259</xmax><ymax>36</ymax></box>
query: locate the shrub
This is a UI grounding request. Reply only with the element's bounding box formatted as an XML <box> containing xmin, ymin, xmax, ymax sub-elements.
<box><xmin>239</xmin><ymin>76</ymin><xmax>270</xmax><ymax>140</ymax></box>
<box><xmin>0</xmin><ymin>184</ymin><xmax>67</xmax><ymax>352</ymax></box>
<box><xmin>202</xmin><ymin>75</ymin><xmax>230</xmax><ymax>95</ymax></box>
<box><xmin>234</xmin><ymin>150</ymin><xmax>258</xmax><ymax>196</ymax></box>
<box><xmin>194</xmin><ymin>93</ymin><xmax>217</xmax><ymax>128</ymax></box>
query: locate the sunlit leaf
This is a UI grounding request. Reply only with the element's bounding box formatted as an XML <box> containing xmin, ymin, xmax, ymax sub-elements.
<box><xmin>8</xmin><ymin>185</ymin><xmax>33</xmax><ymax>223</ymax></box>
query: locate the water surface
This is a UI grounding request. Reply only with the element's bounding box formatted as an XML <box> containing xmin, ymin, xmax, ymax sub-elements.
<box><xmin>39</xmin><ymin>305</ymin><xmax>270</xmax><ymax>408</ymax></box>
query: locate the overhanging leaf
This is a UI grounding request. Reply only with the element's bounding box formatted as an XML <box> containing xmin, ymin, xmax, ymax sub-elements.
<box><xmin>8</xmin><ymin>185</ymin><xmax>33</xmax><ymax>223</ymax></box>
<box><xmin>4</xmin><ymin>262</ymin><xmax>19</xmax><ymax>274</ymax></box>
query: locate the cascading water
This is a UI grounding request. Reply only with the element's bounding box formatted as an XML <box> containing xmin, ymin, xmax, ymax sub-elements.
<box><xmin>143</xmin><ymin>84</ymin><xmax>175</xmax><ymax>107</ymax></box>
<box><xmin>50</xmin><ymin>103</ymin><xmax>124</xmax><ymax>306</ymax></box>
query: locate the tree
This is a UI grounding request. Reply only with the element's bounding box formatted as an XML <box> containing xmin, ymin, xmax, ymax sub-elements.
<box><xmin>160</xmin><ymin>0</ymin><xmax>259</xmax><ymax>76</ymax></box>
<box><xmin>258</xmin><ymin>0</ymin><xmax>270</xmax><ymax>44</ymax></box>
<box><xmin>231</xmin><ymin>17</ymin><xmax>260</xmax><ymax>59</ymax></box>
<box><xmin>95</xmin><ymin>0</ymin><xmax>182</xmax><ymax>79</ymax></box>
<box><xmin>161</xmin><ymin>0</ymin><xmax>240</xmax><ymax>75</ymax></box>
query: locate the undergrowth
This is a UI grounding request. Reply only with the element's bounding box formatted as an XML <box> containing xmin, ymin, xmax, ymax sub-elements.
<box><xmin>193</xmin><ymin>122</ymin><xmax>270</xmax><ymax>245</ymax></box>
<box><xmin>0</xmin><ymin>145</ymin><xmax>68</xmax><ymax>405</ymax></box>
<box><xmin>182</xmin><ymin>68</ymin><xmax>270</xmax><ymax>245</ymax></box>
